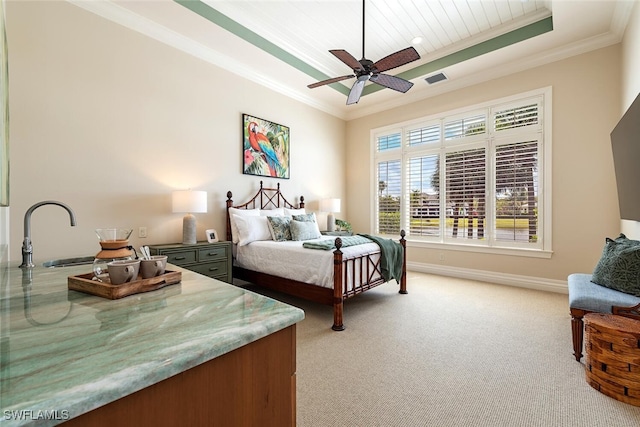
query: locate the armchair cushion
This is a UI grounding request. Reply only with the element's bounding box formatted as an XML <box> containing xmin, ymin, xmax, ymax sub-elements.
<box><xmin>569</xmin><ymin>273</ymin><xmax>640</xmax><ymax>313</ymax></box>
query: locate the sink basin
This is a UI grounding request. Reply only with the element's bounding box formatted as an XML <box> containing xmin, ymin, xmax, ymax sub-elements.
<box><xmin>42</xmin><ymin>256</ymin><xmax>95</xmax><ymax>268</ymax></box>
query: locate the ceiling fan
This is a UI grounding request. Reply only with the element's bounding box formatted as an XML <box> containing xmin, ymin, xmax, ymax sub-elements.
<box><xmin>307</xmin><ymin>0</ymin><xmax>421</xmax><ymax>105</ymax></box>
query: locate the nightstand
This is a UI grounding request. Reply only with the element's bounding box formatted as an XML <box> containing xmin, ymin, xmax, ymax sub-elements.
<box><xmin>321</xmin><ymin>231</ymin><xmax>354</xmax><ymax>236</ymax></box>
<box><xmin>148</xmin><ymin>241</ymin><xmax>232</xmax><ymax>283</ymax></box>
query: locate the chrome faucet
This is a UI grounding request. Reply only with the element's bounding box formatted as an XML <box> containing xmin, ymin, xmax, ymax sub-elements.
<box><xmin>19</xmin><ymin>201</ymin><xmax>77</xmax><ymax>268</ymax></box>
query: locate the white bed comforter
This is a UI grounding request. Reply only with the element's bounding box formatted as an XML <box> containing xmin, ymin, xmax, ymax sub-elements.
<box><xmin>235</xmin><ymin>236</ymin><xmax>382</xmax><ymax>289</ymax></box>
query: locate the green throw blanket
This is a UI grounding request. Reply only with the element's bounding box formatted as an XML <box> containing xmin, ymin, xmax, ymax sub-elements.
<box><xmin>302</xmin><ymin>234</ymin><xmax>404</xmax><ymax>284</ymax></box>
<box><xmin>358</xmin><ymin>234</ymin><xmax>404</xmax><ymax>284</ymax></box>
<box><xmin>302</xmin><ymin>235</ymin><xmax>373</xmax><ymax>250</ymax></box>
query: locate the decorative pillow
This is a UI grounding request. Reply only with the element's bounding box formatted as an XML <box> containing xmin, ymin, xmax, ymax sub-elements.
<box><xmin>290</xmin><ymin>219</ymin><xmax>322</xmax><ymax>241</ymax></box>
<box><xmin>228</xmin><ymin>208</ymin><xmax>260</xmax><ymax>244</ymax></box>
<box><xmin>266</xmin><ymin>216</ymin><xmax>292</xmax><ymax>241</ymax></box>
<box><xmin>233</xmin><ymin>215</ymin><xmax>272</xmax><ymax>246</ymax></box>
<box><xmin>292</xmin><ymin>213</ymin><xmax>316</xmax><ymax>222</ymax></box>
<box><xmin>284</xmin><ymin>208</ymin><xmax>305</xmax><ymax>216</ymax></box>
<box><xmin>260</xmin><ymin>208</ymin><xmax>285</xmax><ymax>217</ymax></box>
<box><xmin>592</xmin><ymin>234</ymin><xmax>640</xmax><ymax>296</ymax></box>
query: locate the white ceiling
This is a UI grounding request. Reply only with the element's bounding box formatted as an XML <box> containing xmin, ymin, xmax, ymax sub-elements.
<box><xmin>71</xmin><ymin>0</ymin><xmax>636</xmax><ymax>120</ymax></box>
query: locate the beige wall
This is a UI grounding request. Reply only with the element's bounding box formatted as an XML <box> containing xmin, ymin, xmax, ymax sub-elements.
<box><xmin>346</xmin><ymin>45</ymin><xmax>623</xmax><ymax>281</ymax></box>
<box><xmin>5</xmin><ymin>1</ymin><xmax>346</xmax><ymax>262</ymax></box>
<box><xmin>620</xmin><ymin>1</ymin><xmax>640</xmax><ymax>239</ymax></box>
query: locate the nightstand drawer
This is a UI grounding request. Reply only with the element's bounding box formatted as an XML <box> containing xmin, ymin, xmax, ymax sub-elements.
<box><xmin>148</xmin><ymin>241</ymin><xmax>232</xmax><ymax>284</ymax></box>
<box><xmin>189</xmin><ymin>260</ymin><xmax>228</xmax><ymax>278</ymax></box>
<box><xmin>199</xmin><ymin>246</ymin><xmax>227</xmax><ymax>261</ymax></box>
<box><xmin>165</xmin><ymin>250</ymin><xmax>197</xmax><ymax>265</ymax></box>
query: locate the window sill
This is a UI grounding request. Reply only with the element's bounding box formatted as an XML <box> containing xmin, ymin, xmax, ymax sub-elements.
<box><xmin>406</xmin><ymin>239</ymin><xmax>553</xmax><ymax>259</ymax></box>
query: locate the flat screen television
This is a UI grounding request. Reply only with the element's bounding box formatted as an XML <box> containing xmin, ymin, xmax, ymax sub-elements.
<box><xmin>611</xmin><ymin>92</ymin><xmax>640</xmax><ymax>221</ymax></box>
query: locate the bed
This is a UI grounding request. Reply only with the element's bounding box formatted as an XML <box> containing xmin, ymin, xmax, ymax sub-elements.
<box><xmin>226</xmin><ymin>181</ymin><xmax>407</xmax><ymax>331</ymax></box>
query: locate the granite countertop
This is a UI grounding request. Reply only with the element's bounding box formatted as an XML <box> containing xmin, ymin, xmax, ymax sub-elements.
<box><xmin>0</xmin><ymin>261</ymin><xmax>304</xmax><ymax>426</ymax></box>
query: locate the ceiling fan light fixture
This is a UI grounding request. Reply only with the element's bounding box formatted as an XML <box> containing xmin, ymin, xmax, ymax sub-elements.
<box><xmin>411</xmin><ymin>36</ymin><xmax>423</xmax><ymax>45</ymax></box>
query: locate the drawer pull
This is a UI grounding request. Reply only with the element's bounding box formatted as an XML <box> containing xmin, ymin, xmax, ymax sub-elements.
<box><xmin>207</xmin><ymin>252</ymin><xmax>219</xmax><ymax>256</ymax></box>
<box><xmin>174</xmin><ymin>256</ymin><xmax>186</xmax><ymax>260</ymax></box>
<box><xmin>209</xmin><ymin>267</ymin><xmax>219</xmax><ymax>272</ymax></box>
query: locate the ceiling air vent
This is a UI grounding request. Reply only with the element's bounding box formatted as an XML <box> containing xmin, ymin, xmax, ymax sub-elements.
<box><xmin>425</xmin><ymin>72</ymin><xmax>447</xmax><ymax>85</ymax></box>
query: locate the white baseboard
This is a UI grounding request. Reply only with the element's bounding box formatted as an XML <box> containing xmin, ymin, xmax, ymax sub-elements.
<box><xmin>407</xmin><ymin>261</ymin><xmax>568</xmax><ymax>294</ymax></box>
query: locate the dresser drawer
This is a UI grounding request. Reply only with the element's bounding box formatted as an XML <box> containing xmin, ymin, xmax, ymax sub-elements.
<box><xmin>199</xmin><ymin>246</ymin><xmax>227</xmax><ymax>262</ymax></box>
<box><xmin>165</xmin><ymin>250</ymin><xmax>197</xmax><ymax>265</ymax></box>
<box><xmin>148</xmin><ymin>242</ymin><xmax>232</xmax><ymax>283</ymax></box>
<box><xmin>189</xmin><ymin>260</ymin><xmax>228</xmax><ymax>278</ymax></box>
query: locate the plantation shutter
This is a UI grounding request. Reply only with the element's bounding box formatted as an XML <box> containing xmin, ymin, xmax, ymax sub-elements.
<box><xmin>494</xmin><ymin>103</ymin><xmax>539</xmax><ymax>131</ymax></box>
<box><xmin>377</xmin><ymin>133</ymin><xmax>401</xmax><ymax>151</ymax></box>
<box><xmin>377</xmin><ymin>160</ymin><xmax>402</xmax><ymax>235</ymax></box>
<box><xmin>444</xmin><ymin>114</ymin><xmax>486</xmax><ymax>140</ymax></box>
<box><xmin>407</xmin><ymin>124</ymin><xmax>440</xmax><ymax>146</ymax></box>
<box><xmin>407</xmin><ymin>154</ymin><xmax>440</xmax><ymax>237</ymax></box>
<box><xmin>445</xmin><ymin>148</ymin><xmax>486</xmax><ymax>240</ymax></box>
<box><xmin>494</xmin><ymin>141</ymin><xmax>539</xmax><ymax>243</ymax></box>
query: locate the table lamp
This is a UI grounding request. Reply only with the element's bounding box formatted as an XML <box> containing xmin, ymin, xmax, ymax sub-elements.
<box><xmin>320</xmin><ymin>198</ymin><xmax>341</xmax><ymax>232</ymax></box>
<box><xmin>172</xmin><ymin>190</ymin><xmax>207</xmax><ymax>244</ymax></box>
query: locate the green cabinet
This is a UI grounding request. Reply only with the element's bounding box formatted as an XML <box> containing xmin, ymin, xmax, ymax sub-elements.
<box><xmin>148</xmin><ymin>241</ymin><xmax>232</xmax><ymax>284</ymax></box>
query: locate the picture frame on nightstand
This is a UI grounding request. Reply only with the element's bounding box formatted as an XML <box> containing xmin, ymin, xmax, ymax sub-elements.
<box><xmin>206</xmin><ymin>229</ymin><xmax>219</xmax><ymax>243</ymax></box>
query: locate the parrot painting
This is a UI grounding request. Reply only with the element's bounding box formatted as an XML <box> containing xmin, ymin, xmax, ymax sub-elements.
<box><xmin>247</xmin><ymin>121</ymin><xmax>282</xmax><ymax>177</ymax></box>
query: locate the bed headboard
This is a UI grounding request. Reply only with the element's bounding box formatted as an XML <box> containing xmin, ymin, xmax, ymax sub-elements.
<box><xmin>226</xmin><ymin>181</ymin><xmax>305</xmax><ymax>241</ymax></box>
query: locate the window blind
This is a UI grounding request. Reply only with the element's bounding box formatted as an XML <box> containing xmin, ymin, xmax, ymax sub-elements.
<box><xmin>445</xmin><ymin>148</ymin><xmax>486</xmax><ymax>240</ymax></box>
<box><xmin>407</xmin><ymin>154</ymin><xmax>440</xmax><ymax>237</ymax></box>
<box><xmin>377</xmin><ymin>160</ymin><xmax>402</xmax><ymax>234</ymax></box>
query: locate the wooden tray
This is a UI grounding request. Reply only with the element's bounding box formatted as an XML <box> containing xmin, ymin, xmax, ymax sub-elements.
<box><xmin>68</xmin><ymin>270</ymin><xmax>182</xmax><ymax>300</ymax></box>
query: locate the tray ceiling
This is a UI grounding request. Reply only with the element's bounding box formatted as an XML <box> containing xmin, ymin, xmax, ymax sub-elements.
<box><xmin>71</xmin><ymin>0</ymin><xmax>636</xmax><ymax>120</ymax></box>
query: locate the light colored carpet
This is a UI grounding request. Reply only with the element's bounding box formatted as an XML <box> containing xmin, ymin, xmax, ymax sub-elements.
<box><xmin>240</xmin><ymin>271</ymin><xmax>640</xmax><ymax>426</ymax></box>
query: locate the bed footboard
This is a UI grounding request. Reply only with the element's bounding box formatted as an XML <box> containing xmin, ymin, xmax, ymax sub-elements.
<box><xmin>331</xmin><ymin>230</ymin><xmax>407</xmax><ymax>331</ymax></box>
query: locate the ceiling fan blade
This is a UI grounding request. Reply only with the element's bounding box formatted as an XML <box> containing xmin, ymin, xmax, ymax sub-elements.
<box><xmin>330</xmin><ymin>49</ymin><xmax>363</xmax><ymax>71</ymax></box>
<box><xmin>370</xmin><ymin>73</ymin><xmax>414</xmax><ymax>93</ymax></box>
<box><xmin>308</xmin><ymin>75</ymin><xmax>354</xmax><ymax>89</ymax></box>
<box><xmin>346</xmin><ymin>75</ymin><xmax>369</xmax><ymax>105</ymax></box>
<box><xmin>373</xmin><ymin>46</ymin><xmax>420</xmax><ymax>73</ymax></box>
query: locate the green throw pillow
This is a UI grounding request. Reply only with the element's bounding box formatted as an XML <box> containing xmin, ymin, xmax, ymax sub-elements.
<box><xmin>591</xmin><ymin>234</ymin><xmax>640</xmax><ymax>296</ymax></box>
<box><xmin>290</xmin><ymin>219</ymin><xmax>321</xmax><ymax>241</ymax></box>
<box><xmin>292</xmin><ymin>213</ymin><xmax>315</xmax><ymax>222</ymax></box>
<box><xmin>266</xmin><ymin>216</ymin><xmax>291</xmax><ymax>241</ymax></box>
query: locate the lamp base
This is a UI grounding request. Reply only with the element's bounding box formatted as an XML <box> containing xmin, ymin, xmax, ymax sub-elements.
<box><xmin>327</xmin><ymin>213</ymin><xmax>335</xmax><ymax>232</ymax></box>
<box><xmin>182</xmin><ymin>213</ymin><xmax>197</xmax><ymax>245</ymax></box>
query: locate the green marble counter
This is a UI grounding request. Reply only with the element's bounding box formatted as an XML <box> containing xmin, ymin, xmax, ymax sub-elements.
<box><xmin>0</xmin><ymin>261</ymin><xmax>304</xmax><ymax>426</ymax></box>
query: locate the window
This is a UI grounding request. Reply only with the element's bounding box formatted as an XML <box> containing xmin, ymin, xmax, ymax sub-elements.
<box><xmin>372</xmin><ymin>88</ymin><xmax>551</xmax><ymax>255</ymax></box>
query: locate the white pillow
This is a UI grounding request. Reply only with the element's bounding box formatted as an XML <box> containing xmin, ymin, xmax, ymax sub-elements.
<box><xmin>233</xmin><ymin>214</ymin><xmax>272</xmax><ymax>246</ymax></box>
<box><xmin>290</xmin><ymin>219</ymin><xmax>322</xmax><ymax>241</ymax></box>
<box><xmin>260</xmin><ymin>208</ymin><xmax>285</xmax><ymax>217</ymax></box>
<box><xmin>228</xmin><ymin>207</ymin><xmax>260</xmax><ymax>244</ymax></box>
<box><xmin>284</xmin><ymin>207</ymin><xmax>305</xmax><ymax>216</ymax></box>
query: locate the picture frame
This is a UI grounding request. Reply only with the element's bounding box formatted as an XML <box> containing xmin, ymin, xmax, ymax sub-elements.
<box><xmin>242</xmin><ymin>113</ymin><xmax>290</xmax><ymax>179</ymax></box>
<box><xmin>205</xmin><ymin>229</ymin><xmax>218</xmax><ymax>243</ymax></box>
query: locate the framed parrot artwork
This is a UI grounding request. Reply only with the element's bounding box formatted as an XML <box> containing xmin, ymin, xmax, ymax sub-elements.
<box><xmin>242</xmin><ymin>113</ymin><xmax>290</xmax><ymax>179</ymax></box>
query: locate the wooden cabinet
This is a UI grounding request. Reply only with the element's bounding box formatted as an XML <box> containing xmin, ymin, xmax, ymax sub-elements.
<box><xmin>148</xmin><ymin>241</ymin><xmax>232</xmax><ymax>283</ymax></box>
<box><xmin>63</xmin><ymin>325</ymin><xmax>297</xmax><ymax>427</ymax></box>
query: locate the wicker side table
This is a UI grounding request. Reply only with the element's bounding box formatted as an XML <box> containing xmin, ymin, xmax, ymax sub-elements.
<box><xmin>584</xmin><ymin>313</ymin><xmax>640</xmax><ymax>406</ymax></box>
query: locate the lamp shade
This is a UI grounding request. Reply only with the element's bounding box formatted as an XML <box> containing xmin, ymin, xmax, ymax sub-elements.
<box><xmin>320</xmin><ymin>198</ymin><xmax>341</xmax><ymax>213</ymax></box>
<box><xmin>320</xmin><ymin>198</ymin><xmax>341</xmax><ymax>232</ymax></box>
<box><xmin>172</xmin><ymin>190</ymin><xmax>207</xmax><ymax>214</ymax></box>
